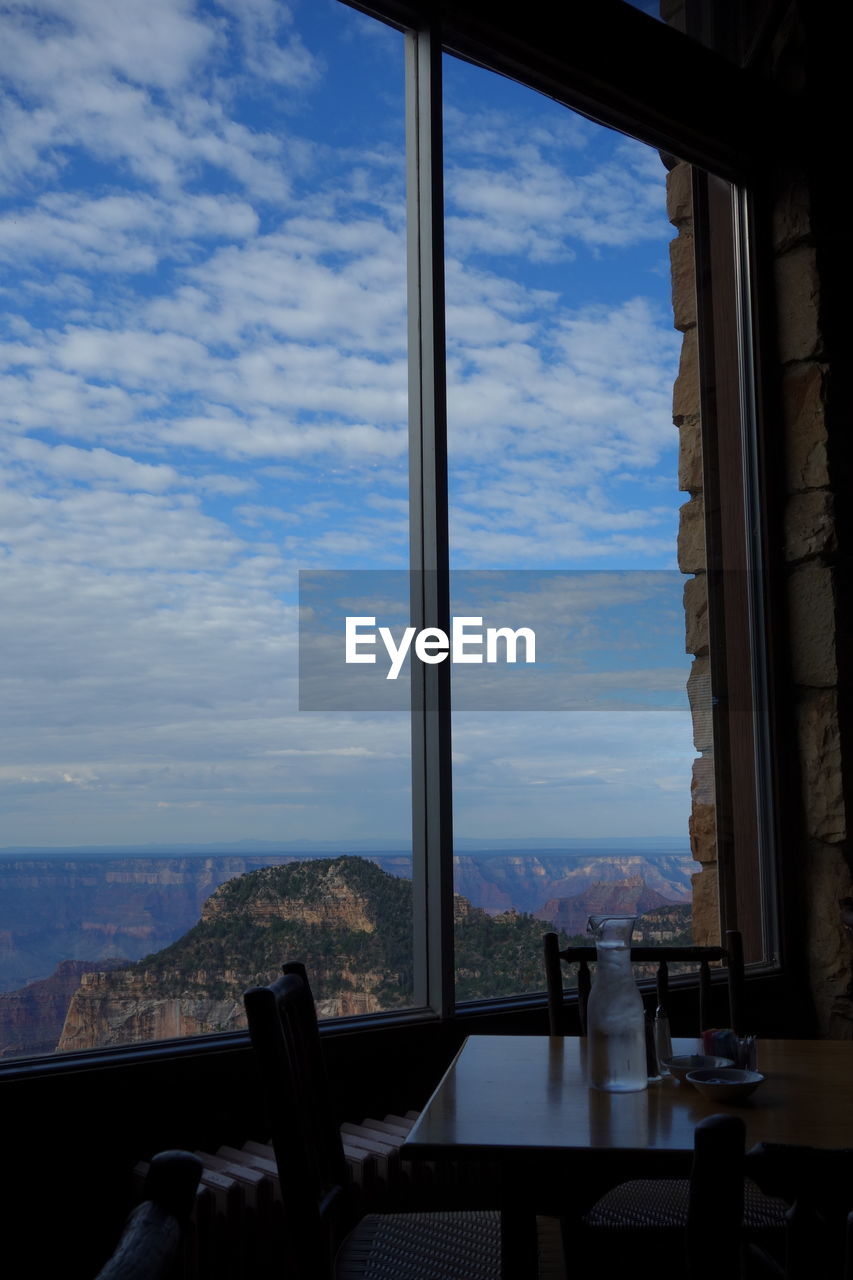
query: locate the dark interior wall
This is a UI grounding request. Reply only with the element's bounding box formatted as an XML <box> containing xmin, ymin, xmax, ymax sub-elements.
<box><xmin>748</xmin><ymin>0</ymin><xmax>853</xmax><ymax>1032</ymax></box>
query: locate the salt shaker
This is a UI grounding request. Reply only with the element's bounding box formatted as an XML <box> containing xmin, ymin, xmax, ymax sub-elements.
<box><xmin>645</xmin><ymin>1009</ymin><xmax>662</xmax><ymax>1081</ymax></box>
<box><xmin>654</xmin><ymin>1003</ymin><xmax>672</xmax><ymax>1074</ymax></box>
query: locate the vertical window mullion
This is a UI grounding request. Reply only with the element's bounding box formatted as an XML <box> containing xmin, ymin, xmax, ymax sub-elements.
<box><xmin>693</xmin><ymin>169</ymin><xmax>776</xmax><ymax>964</ymax></box>
<box><xmin>734</xmin><ymin>185</ymin><xmax>780</xmax><ymax>967</ymax></box>
<box><xmin>406</xmin><ymin>21</ymin><xmax>454</xmax><ymax>1015</ymax></box>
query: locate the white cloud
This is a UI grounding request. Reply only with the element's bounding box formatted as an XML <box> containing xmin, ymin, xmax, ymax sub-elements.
<box><xmin>213</xmin><ymin>0</ymin><xmax>321</xmax><ymax>89</ymax></box>
<box><xmin>0</xmin><ymin>0</ymin><xmax>312</xmax><ymax>200</ymax></box>
<box><xmin>0</xmin><ymin>3</ymin><xmax>694</xmax><ymax>844</ymax></box>
<box><xmin>444</xmin><ymin>112</ymin><xmax>668</xmax><ymax>260</ymax></box>
<box><xmin>5</xmin><ymin>438</ymin><xmax>182</xmax><ymax>491</ymax></box>
<box><xmin>146</xmin><ymin>218</ymin><xmax>407</xmax><ymax>348</ymax></box>
<box><xmin>0</xmin><ymin>193</ymin><xmax>259</xmax><ymax>272</ymax></box>
<box><xmin>0</xmin><ymin>0</ymin><xmax>214</xmax><ymax>95</ymax></box>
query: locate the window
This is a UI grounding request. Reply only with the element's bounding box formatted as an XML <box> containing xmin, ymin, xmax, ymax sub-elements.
<box><xmin>0</xmin><ymin>0</ymin><xmax>774</xmax><ymax>1065</ymax></box>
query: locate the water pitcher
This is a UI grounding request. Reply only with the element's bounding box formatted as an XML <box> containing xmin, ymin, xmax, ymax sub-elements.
<box><xmin>587</xmin><ymin>914</ymin><xmax>647</xmax><ymax>1092</ymax></box>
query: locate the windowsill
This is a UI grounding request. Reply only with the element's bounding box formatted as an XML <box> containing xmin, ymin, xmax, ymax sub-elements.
<box><xmin>0</xmin><ymin>964</ymin><xmax>783</xmax><ymax>1082</ymax></box>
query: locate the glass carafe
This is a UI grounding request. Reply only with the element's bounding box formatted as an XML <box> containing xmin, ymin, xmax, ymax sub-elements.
<box><xmin>587</xmin><ymin>914</ymin><xmax>647</xmax><ymax>1092</ymax></box>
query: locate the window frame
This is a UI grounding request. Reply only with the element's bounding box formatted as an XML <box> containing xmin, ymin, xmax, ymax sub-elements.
<box><xmin>392</xmin><ymin>0</ymin><xmax>783</xmax><ymax>1011</ymax></box>
<box><xmin>0</xmin><ymin>0</ymin><xmax>784</xmax><ymax>1078</ymax></box>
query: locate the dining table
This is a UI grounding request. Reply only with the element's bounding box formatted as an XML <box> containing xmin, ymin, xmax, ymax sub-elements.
<box><xmin>401</xmin><ymin>1034</ymin><xmax>853</xmax><ymax>1275</ymax></box>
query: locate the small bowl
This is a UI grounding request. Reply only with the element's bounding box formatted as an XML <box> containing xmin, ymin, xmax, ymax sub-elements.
<box><xmin>685</xmin><ymin>1067</ymin><xmax>765</xmax><ymax>1104</ymax></box>
<box><xmin>663</xmin><ymin>1054</ymin><xmax>734</xmax><ymax>1084</ymax></box>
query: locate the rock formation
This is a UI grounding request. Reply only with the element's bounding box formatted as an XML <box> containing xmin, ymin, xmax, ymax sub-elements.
<box><xmin>56</xmin><ymin>856</ymin><xmax>548</xmax><ymax>1052</ymax></box>
<box><xmin>534</xmin><ymin>876</ymin><xmax>679</xmax><ymax>938</ymax></box>
<box><xmin>0</xmin><ymin>958</ymin><xmax>126</xmax><ymax>1058</ymax></box>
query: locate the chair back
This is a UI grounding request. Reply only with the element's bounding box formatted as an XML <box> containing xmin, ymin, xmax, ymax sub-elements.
<box><xmin>688</xmin><ymin>1114</ymin><xmax>745</xmax><ymax>1280</ymax></box>
<box><xmin>543</xmin><ymin>929</ymin><xmax>745</xmax><ymax>1035</ymax></box>
<box><xmin>243</xmin><ymin>962</ymin><xmax>349</xmax><ymax>1280</ymax></box>
<box><xmin>95</xmin><ymin>1150</ymin><xmax>202</xmax><ymax>1280</ymax></box>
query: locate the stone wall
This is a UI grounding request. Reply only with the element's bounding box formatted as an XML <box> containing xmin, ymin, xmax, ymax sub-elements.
<box><xmin>764</xmin><ymin>8</ymin><xmax>853</xmax><ymax>1034</ymax></box>
<box><xmin>665</xmin><ymin>158</ymin><xmax>719</xmax><ymax>947</ymax></box>
<box><xmin>664</xmin><ymin>0</ymin><xmax>853</xmax><ymax>1031</ymax></box>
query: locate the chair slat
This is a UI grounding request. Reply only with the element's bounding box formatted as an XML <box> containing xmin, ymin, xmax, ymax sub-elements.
<box><xmin>543</xmin><ymin>930</ymin><xmax>745</xmax><ymax>1037</ymax></box>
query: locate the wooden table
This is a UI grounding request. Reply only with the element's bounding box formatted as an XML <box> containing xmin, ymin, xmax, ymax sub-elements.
<box><xmin>402</xmin><ymin>1035</ymin><xmax>853</xmax><ymax>1274</ymax></box>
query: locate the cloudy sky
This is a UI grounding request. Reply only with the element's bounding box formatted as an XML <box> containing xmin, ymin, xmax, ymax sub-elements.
<box><xmin>0</xmin><ymin>0</ymin><xmax>694</xmax><ymax>849</ymax></box>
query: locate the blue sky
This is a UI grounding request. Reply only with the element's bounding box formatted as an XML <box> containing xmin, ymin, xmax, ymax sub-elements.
<box><xmin>0</xmin><ymin>0</ymin><xmax>696</xmax><ymax>847</ymax></box>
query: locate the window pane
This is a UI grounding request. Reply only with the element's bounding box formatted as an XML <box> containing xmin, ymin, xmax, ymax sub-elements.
<box><xmin>0</xmin><ymin>3</ymin><xmax>413</xmax><ymax>1058</ymax></box>
<box><xmin>442</xmin><ymin>57</ymin><xmax>710</xmax><ymax>1000</ymax></box>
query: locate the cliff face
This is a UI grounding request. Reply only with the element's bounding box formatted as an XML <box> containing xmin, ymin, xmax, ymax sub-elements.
<box><xmin>0</xmin><ymin>958</ymin><xmax>127</xmax><ymax>1058</ymax></box>
<box><xmin>200</xmin><ymin>861</ymin><xmax>376</xmax><ymax>933</ymax></box>
<box><xmin>0</xmin><ymin>848</ymin><xmax>696</xmax><ymax>1055</ymax></box>
<box><xmin>57</xmin><ymin>968</ymin><xmax>245</xmax><ymax>1052</ymax></box>
<box><xmin>634</xmin><ymin>902</ymin><xmax>693</xmax><ymax>944</ymax></box>
<box><xmin>534</xmin><ymin>876</ymin><xmax>678</xmax><ymax>937</ymax></box>
<box><xmin>0</xmin><ymin>855</ymin><xmax>308</xmax><ymax>993</ymax></box>
<box><xmin>55</xmin><ymin>858</ymin><xmax>410</xmax><ymax>1051</ymax></box>
<box><xmin>57</xmin><ymin>856</ymin><xmax>548</xmax><ymax>1052</ymax></box>
<box><xmin>0</xmin><ymin>850</ymin><xmax>695</xmax><ymax>1001</ymax></box>
<box><xmin>452</xmin><ymin>853</ymin><xmax>694</xmax><ymax>917</ymax></box>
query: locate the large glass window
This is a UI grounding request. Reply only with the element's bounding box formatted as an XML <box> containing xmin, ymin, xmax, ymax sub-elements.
<box><xmin>0</xmin><ymin>2</ymin><xmax>418</xmax><ymax>1057</ymax></box>
<box><xmin>0</xmin><ymin>0</ymin><xmax>769</xmax><ymax>1063</ymax></box>
<box><xmin>441</xmin><ymin>55</ymin><xmax>701</xmax><ymax>1001</ymax></box>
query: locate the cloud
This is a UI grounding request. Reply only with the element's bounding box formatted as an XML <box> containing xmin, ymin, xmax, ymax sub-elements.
<box><xmin>212</xmin><ymin>0</ymin><xmax>322</xmax><ymax>89</ymax></box>
<box><xmin>449</xmin><ymin>711</ymin><xmax>693</xmax><ymax>838</ymax></box>
<box><xmin>0</xmin><ymin>193</ymin><xmax>260</xmax><ymax>273</ymax></box>
<box><xmin>444</xmin><ymin>106</ymin><xmax>668</xmax><ymax>260</ymax></box>
<box><xmin>0</xmin><ymin>2</ymin><xmax>694</xmax><ymax>845</ymax></box>
<box><xmin>145</xmin><ymin>217</ymin><xmax>407</xmax><ymax>348</ymax></box>
<box><xmin>5</xmin><ymin>438</ymin><xmax>182</xmax><ymax>491</ymax></box>
<box><xmin>0</xmin><ymin>0</ymin><xmax>314</xmax><ymax>200</ymax></box>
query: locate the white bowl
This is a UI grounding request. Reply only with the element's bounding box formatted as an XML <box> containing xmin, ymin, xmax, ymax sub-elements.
<box><xmin>663</xmin><ymin>1054</ymin><xmax>734</xmax><ymax>1084</ymax></box>
<box><xmin>685</xmin><ymin>1067</ymin><xmax>765</xmax><ymax>1103</ymax></box>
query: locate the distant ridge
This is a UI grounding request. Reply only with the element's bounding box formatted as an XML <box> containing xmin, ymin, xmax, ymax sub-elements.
<box><xmin>0</xmin><ymin>835</ymin><xmax>690</xmax><ymax>858</ymax></box>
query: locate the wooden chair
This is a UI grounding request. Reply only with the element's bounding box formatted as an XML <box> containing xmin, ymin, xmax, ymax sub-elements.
<box><xmin>95</xmin><ymin>1150</ymin><xmax>202</xmax><ymax>1280</ymax></box>
<box><xmin>543</xmin><ymin>928</ymin><xmax>746</xmax><ymax>1036</ymax></box>
<box><xmin>583</xmin><ymin>1114</ymin><xmax>787</xmax><ymax>1280</ymax></box>
<box><xmin>244</xmin><ymin>962</ymin><xmax>515</xmax><ymax>1279</ymax></box>
<box><xmin>743</xmin><ymin>1142</ymin><xmax>853</xmax><ymax>1279</ymax></box>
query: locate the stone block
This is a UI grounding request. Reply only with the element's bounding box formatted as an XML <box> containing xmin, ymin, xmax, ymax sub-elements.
<box><xmin>689</xmin><ymin>804</ymin><xmax>716</xmax><ymax>861</ymax></box>
<box><xmin>828</xmin><ymin>1003</ymin><xmax>853</xmax><ymax>1040</ymax></box>
<box><xmin>690</xmin><ymin>864</ymin><xmax>720</xmax><ymax>946</ymax></box>
<box><xmin>796</xmin><ymin>689</ymin><xmax>846</xmax><ymax>844</ymax></box>
<box><xmin>683</xmin><ymin>573</ymin><xmax>709</xmax><ymax>656</ymax></box>
<box><xmin>691</xmin><ymin>753</ymin><xmax>716</xmax><ymax>810</ymax></box>
<box><xmin>666</xmin><ymin>162</ymin><xmax>692</xmax><ymax>228</ymax></box>
<box><xmin>678</xmin><ymin>414</ymin><xmax>703</xmax><ymax>494</ymax></box>
<box><xmin>788</xmin><ymin>562</ymin><xmax>838</xmax><ymax>686</ymax></box>
<box><xmin>673</xmin><ymin>326</ymin><xmax>699</xmax><ymax>425</ymax></box>
<box><xmin>775</xmin><ymin>245</ymin><xmax>822</xmax><ymax>363</ymax></box>
<box><xmin>669</xmin><ymin>232</ymin><xmax>696</xmax><ymax>332</ymax></box>
<box><xmin>785</xmin><ymin>490</ymin><xmax>836</xmax><ymax>562</ymax></box>
<box><xmin>677</xmin><ymin>495</ymin><xmax>705</xmax><ymax>573</ymax></box>
<box><xmin>804</xmin><ymin>842</ymin><xmax>853</xmax><ymax>1034</ymax></box>
<box><xmin>771</xmin><ymin>174</ymin><xmax>811</xmax><ymax>253</ymax></box>
<box><xmin>687</xmin><ymin>657</ymin><xmax>713</xmax><ymax>752</ymax></box>
<box><xmin>783</xmin><ymin>363</ymin><xmax>829</xmax><ymax>491</ymax></box>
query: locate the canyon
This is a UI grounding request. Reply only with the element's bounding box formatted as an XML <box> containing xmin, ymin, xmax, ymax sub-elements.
<box><xmin>0</xmin><ymin>844</ymin><xmax>697</xmax><ymax>1058</ymax></box>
